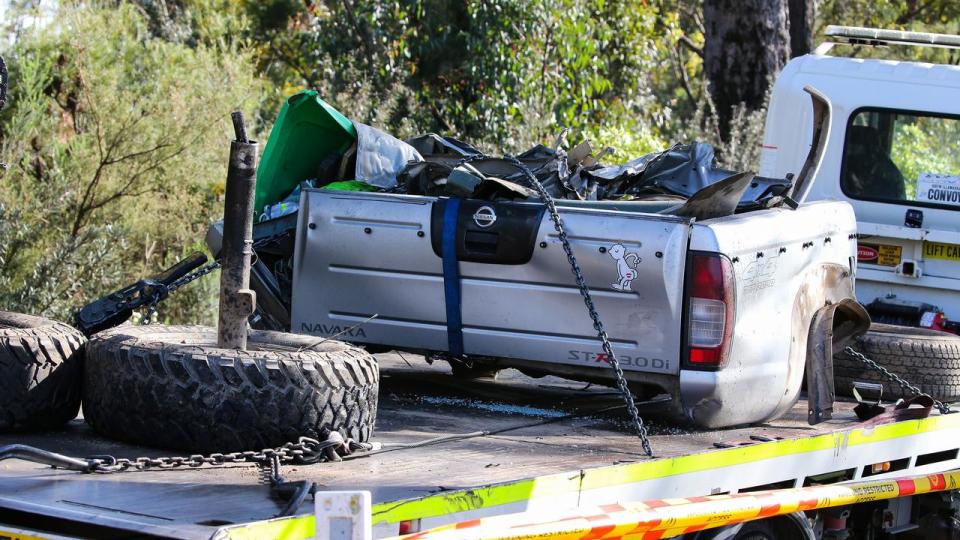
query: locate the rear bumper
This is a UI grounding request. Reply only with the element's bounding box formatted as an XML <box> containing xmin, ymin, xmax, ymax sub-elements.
<box><xmin>678</xmin><ymin>369</ymin><xmax>776</xmax><ymax>428</ymax></box>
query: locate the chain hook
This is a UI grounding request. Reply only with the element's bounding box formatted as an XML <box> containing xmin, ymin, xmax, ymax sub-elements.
<box><xmin>142</xmin><ymin>299</ymin><xmax>159</xmax><ymax>325</ymax></box>
<box><xmin>844</xmin><ymin>346</ymin><xmax>951</xmax><ymax>415</ymax></box>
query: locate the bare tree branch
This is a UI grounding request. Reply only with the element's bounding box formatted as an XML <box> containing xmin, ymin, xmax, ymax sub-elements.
<box><xmin>896</xmin><ymin>0</ymin><xmax>936</xmax><ymax>24</ymax></box>
<box><xmin>673</xmin><ymin>43</ymin><xmax>698</xmax><ymax>107</ymax></box>
<box><xmin>340</xmin><ymin>0</ymin><xmax>376</xmax><ymax>69</ymax></box>
<box><xmin>678</xmin><ymin>1</ymin><xmax>706</xmax><ymax>35</ymax></box>
<box><xmin>102</xmin><ymin>142</ymin><xmax>172</xmax><ymax>166</ymax></box>
<box><xmin>679</xmin><ymin>35</ymin><xmax>703</xmax><ymax>57</ymax></box>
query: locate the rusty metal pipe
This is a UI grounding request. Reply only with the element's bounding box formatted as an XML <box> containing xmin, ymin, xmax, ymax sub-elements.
<box><xmin>217</xmin><ymin>112</ymin><xmax>258</xmax><ymax>350</ymax></box>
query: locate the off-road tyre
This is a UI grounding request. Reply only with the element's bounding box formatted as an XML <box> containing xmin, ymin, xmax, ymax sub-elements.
<box><xmin>0</xmin><ymin>311</ymin><xmax>84</xmax><ymax>431</ymax></box>
<box><xmin>83</xmin><ymin>325</ymin><xmax>379</xmax><ymax>452</ymax></box>
<box><xmin>834</xmin><ymin>323</ymin><xmax>960</xmax><ymax>402</ymax></box>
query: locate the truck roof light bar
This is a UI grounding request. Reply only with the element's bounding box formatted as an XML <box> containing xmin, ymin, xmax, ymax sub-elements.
<box><xmin>816</xmin><ymin>25</ymin><xmax>960</xmax><ymax>54</ymax></box>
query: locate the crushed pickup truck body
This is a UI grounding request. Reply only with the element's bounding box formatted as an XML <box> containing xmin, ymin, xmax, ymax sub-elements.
<box><xmin>213</xmin><ymin>85</ymin><xmax>867</xmax><ymax>430</ymax></box>
<box><xmin>1</xmin><ymin>43</ymin><xmax>960</xmax><ymax>540</ymax></box>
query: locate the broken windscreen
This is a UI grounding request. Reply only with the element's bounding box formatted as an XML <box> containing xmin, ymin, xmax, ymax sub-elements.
<box><xmin>841</xmin><ymin>108</ymin><xmax>960</xmax><ymax>209</ymax></box>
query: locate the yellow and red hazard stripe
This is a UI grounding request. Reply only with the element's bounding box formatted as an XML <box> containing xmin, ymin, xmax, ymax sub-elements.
<box><xmin>394</xmin><ymin>469</ymin><xmax>960</xmax><ymax>540</ymax></box>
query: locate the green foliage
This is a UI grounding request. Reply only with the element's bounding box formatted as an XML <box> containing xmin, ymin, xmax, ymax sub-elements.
<box><xmin>237</xmin><ymin>0</ymin><xmax>679</xmax><ymax>150</ymax></box>
<box><xmin>3</xmin><ymin>0</ymin><xmax>959</xmax><ymax>325</ymax></box>
<box><xmin>0</xmin><ymin>203</ymin><xmax>126</xmax><ymax>321</ymax></box>
<box><xmin>0</xmin><ymin>3</ymin><xmax>262</xmax><ymax>323</ymax></box>
<box><xmin>890</xmin><ymin>116</ymin><xmax>960</xmax><ymax>200</ymax></box>
<box><xmin>587</xmin><ymin>123</ymin><xmax>666</xmax><ymax>163</ymax></box>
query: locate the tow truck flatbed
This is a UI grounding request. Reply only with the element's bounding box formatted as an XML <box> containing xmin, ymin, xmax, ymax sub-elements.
<box><xmin>1</xmin><ymin>354</ymin><xmax>958</xmax><ymax>539</ymax></box>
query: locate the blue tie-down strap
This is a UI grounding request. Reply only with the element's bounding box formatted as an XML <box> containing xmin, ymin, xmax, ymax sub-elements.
<box><xmin>442</xmin><ymin>197</ymin><xmax>464</xmax><ymax>357</ymax></box>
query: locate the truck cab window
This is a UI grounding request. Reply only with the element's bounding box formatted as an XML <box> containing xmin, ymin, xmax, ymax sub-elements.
<box><xmin>841</xmin><ymin>109</ymin><xmax>960</xmax><ymax>209</ymax></box>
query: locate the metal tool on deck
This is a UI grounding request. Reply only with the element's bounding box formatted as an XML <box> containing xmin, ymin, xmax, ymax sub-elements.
<box><xmin>217</xmin><ymin>112</ymin><xmax>259</xmax><ymax>349</ymax></box>
<box><xmin>75</xmin><ymin>252</ymin><xmax>209</xmax><ymax>336</ymax></box>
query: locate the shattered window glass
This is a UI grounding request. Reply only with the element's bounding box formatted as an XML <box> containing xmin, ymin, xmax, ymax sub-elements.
<box><xmin>841</xmin><ymin>109</ymin><xmax>960</xmax><ymax>209</ymax></box>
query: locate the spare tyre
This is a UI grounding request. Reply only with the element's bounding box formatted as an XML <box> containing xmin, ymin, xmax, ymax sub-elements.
<box><xmin>83</xmin><ymin>325</ymin><xmax>378</xmax><ymax>452</ymax></box>
<box><xmin>0</xmin><ymin>311</ymin><xmax>84</xmax><ymax>431</ymax></box>
<box><xmin>834</xmin><ymin>323</ymin><xmax>960</xmax><ymax>402</ymax></box>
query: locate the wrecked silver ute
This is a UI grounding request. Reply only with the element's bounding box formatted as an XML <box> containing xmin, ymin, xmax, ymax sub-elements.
<box><xmin>211</xmin><ymin>87</ymin><xmax>868</xmax><ymax>428</ymax></box>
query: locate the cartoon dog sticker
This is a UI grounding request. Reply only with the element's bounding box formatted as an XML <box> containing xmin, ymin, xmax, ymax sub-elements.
<box><xmin>609</xmin><ymin>243</ymin><xmax>641</xmax><ymax>291</ymax></box>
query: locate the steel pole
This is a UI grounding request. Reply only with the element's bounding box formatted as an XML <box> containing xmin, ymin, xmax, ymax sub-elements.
<box><xmin>217</xmin><ymin>112</ymin><xmax>258</xmax><ymax>350</ymax></box>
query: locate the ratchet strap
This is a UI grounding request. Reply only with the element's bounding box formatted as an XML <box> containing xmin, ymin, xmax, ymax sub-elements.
<box><xmin>863</xmin><ymin>395</ymin><xmax>935</xmax><ymax>427</ymax></box>
<box><xmin>442</xmin><ymin>197</ymin><xmax>464</xmax><ymax>356</ymax></box>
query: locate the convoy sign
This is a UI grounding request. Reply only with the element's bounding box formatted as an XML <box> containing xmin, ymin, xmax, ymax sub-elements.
<box><xmin>917</xmin><ymin>173</ymin><xmax>960</xmax><ymax>205</ymax></box>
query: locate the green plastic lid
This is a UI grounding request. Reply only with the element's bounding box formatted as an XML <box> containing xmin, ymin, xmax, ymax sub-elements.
<box><xmin>255</xmin><ymin>90</ymin><xmax>357</xmax><ymax>215</ymax></box>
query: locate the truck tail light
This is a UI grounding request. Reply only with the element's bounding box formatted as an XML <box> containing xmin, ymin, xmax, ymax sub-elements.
<box><xmin>686</xmin><ymin>253</ymin><xmax>734</xmax><ymax>368</ymax></box>
<box><xmin>398</xmin><ymin>519</ymin><xmax>421</xmax><ymax>535</ymax></box>
<box><xmin>920</xmin><ymin>310</ymin><xmax>947</xmax><ymax>331</ymax></box>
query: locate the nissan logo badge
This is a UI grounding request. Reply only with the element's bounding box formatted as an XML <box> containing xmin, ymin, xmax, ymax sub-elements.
<box><xmin>473</xmin><ymin>206</ymin><xmax>497</xmax><ymax>228</ymax></box>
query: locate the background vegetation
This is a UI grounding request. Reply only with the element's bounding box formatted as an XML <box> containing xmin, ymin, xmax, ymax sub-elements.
<box><xmin>0</xmin><ymin>0</ymin><xmax>957</xmax><ymax>324</ymax></box>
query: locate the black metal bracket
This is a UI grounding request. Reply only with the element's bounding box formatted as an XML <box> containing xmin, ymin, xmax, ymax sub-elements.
<box><xmin>271</xmin><ymin>480</ymin><xmax>317</xmax><ymax>517</ymax></box>
<box><xmin>74</xmin><ymin>251</ymin><xmax>208</xmax><ymax>336</ymax></box>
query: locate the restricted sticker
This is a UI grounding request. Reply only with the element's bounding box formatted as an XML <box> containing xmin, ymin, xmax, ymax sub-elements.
<box><xmin>923</xmin><ymin>241</ymin><xmax>960</xmax><ymax>261</ymax></box>
<box><xmin>858</xmin><ymin>243</ymin><xmax>902</xmax><ymax>267</ymax></box>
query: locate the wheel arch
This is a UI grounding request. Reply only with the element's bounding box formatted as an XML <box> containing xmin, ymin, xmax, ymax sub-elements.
<box><xmin>768</xmin><ymin>262</ymin><xmax>870</xmax><ymax>423</ymax></box>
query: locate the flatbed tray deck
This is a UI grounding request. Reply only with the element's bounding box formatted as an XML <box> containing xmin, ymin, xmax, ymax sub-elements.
<box><xmin>1</xmin><ymin>354</ymin><xmax>958</xmax><ymax>539</ymax></box>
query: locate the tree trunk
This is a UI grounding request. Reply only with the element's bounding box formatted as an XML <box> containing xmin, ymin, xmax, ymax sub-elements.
<box><xmin>788</xmin><ymin>0</ymin><xmax>815</xmax><ymax>57</ymax></box>
<box><xmin>703</xmin><ymin>0</ymin><xmax>790</xmax><ymax>138</ymax></box>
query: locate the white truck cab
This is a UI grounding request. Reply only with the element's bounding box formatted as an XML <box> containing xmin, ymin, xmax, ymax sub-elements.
<box><xmin>760</xmin><ymin>26</ymin><xmax>960</xmax><ymax>332</ymax></box>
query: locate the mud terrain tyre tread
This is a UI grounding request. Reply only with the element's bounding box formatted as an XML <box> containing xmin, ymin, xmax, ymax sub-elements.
<box><xmin>0</xmin><ymin>311</ymin><xmax>84</xmax><ymax>431</ymax></box>
<box><xmin>834</xmin><ymin>323</ymin><xmax>960</xmax><ymax>402</ymax></box>
<box><xmin>83</xmin><ymin>325</ymin><xmax>378</xmax><ymax>452</ymax></box>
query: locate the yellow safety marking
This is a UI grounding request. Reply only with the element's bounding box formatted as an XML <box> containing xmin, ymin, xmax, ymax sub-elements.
<box><xmin>376</xmin><ymin>414</ymin><xmax>960</xmax><ymax>523</ymax></box>
<box><xmin>393</xmin><ymin>470</ymin><xmax>960</xmax><ymax>539</ymax></box>
<box><xmin>0</xmin><ymin>529</ymin><xmax>63</xmax><ymax>540</ymax></box>
<box><xmin>222</xmin><ymin>414</ymin><xmax>960</xmax><ymax>539</ymax></box>
<box><xmin>219</xmin><ymin>515</ymin><xmax>316</xmax><ymax>540</ymax></box>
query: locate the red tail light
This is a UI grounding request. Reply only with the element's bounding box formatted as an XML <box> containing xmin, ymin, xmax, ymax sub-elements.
<box><xmin>398</xmin><ymin>519</ymin><xmax>421</xmax><ymax>535</ymax></box>
<box><xmin>686</xmin><ymin>253</ymin><xmax>734</xmax><ymax>368</ymax></box>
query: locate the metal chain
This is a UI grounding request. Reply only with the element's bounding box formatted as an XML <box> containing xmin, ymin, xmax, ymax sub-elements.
<box><xmin>85</xmin><ymin>437</ymin><xmax>338</xmax><ymax>475</ymax></box>
<box><xmin>138</xmin><ymin>233</ymin><xmax>284</xmax><ymax>325</ymax></box>
<box><xmin>445</xmin><ymin>151</ymin><xmax>654</xmax><ymax>455</ymax></box>
<box><xmin>131</xmin><ymin>171</ymin><xmax>653</xmax><ymax>454</ymax></box>
<box><xmin>166</xmin><ymin>259</ymin><xmax>223</xmax><ymax>294</ymax></box>
<box><xmin>258</xmin><ymin>454</ymin><xmax>283</xmax><ymax>485</ymax></box>
<box><xmin>95</xmin><ymin>228</ymin><xmax>358</xmax><ymax>481</ymax></box>
<box><xmin>138</xmin><ymin>262</ymin><xmax>218</xmax><ymax>326</ymax></box>
<box><xmin>843</xmin><ymin>346</ymin><xmax>952</xmax><ymax>415</ymax></box>
<box><xmin>502</xmin><ymin>154</ymin><xmax>654</xmax><ymax>457</ymax></box>
<box><xmin>142</xmin><ymin>299</ymin><xmax>159</xmax><ymax>325</ymax></box>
